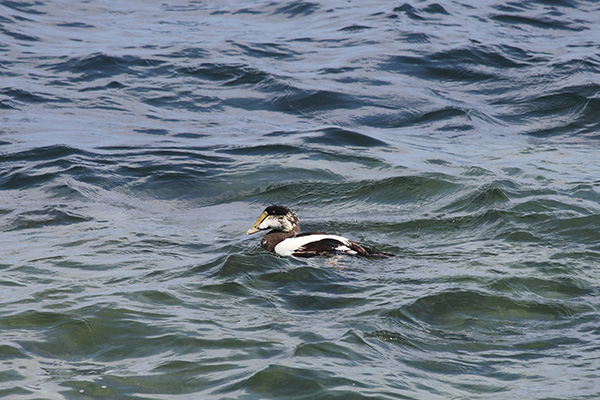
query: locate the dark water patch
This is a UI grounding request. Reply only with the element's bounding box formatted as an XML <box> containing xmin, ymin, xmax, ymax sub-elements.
<box><xmin>425</xmin><ymin>158</ymin><xmax>452</xmax><ymax>167</ymax></box>
<box><xmin>513</xmin><ymin>260</ymin><xmax>576</xmax><ymax>277</ymax></box>
<box><xmin>251</xmin><ymin>266</ymin><xmax>368</xmax><ymax>311</ymax></box>
<box><xmin>0</xmin><ymin>98</ymin><xmax>16</xmax><ymax>109</ymax></box>
<box><xmin>377</xmin><ymin>209</ymin><xmax>508</xmax><ymax>243</ymax></box>
<box><xmin>551</xmin><ymin>214</ymin><xmax>600</xmax><ymax>244</ymax></box>
<box><xmin>393</xmin><ymin>3</ymin><xmax>424</xmax><ymax>20</ymax></box>
<box><xmin>339</xmin><ymin>24</ymin><xmax>372</xmax><ymax>33</ymax></box>
<box><xmin>437</xmin><ymin>123</ymin><xmax>476</xmax><ymax>133</ymax></box>
<box><xmin>255</xmin><ymin>265</ymin><xmax>348</xmax><ymax>288</ymax></box>
<box><xmin>127</xmin><ymin>290</ymin><xmax>182</xmax><ymax>306</ymax></box>
<box><xmin>285</xmin><ymin>293</ymin><xmax>368</xmax><ymax>311</ymax></box>
<box><xmin>0</xmin><ymin>344</ymin><xmax>27</xmax><ymax>359</ymax></box>
<box><xmin>122</xmin><ymin>171</ymin><xmax>214</xmax><ymax>200</ymax></box>
<box><xmin>209</xmin><ymin>253</ymin><xmax>279</xmax><ymax>280</ymax></box>
<box><xmin>221</xmin><ymin>143</ymin><xmax>305</xmax><ymax>157</ymax></box>
<box><xmin>199</xmin><ymin>280</ymin><xmax>256</xmax><ymax>300</ymax></box>
<box><xmin>107</xmin><ymin>148</ymin><xmax>233</xmax><ymax>188</ymax></box>
<box><xmin>248</xmin><ymin>174</ymin><xmax>460</xmax><ymax>210</ymax></box>
<box><xmin>302</xmin><ymin>127</ymin><xmax>388</xmax><ymax>147</ymax></box>
<box><xmin>423</xmin><ymin>3</ymin><xmax>449</xmax><ymax>15</ymax></box>
<box><xmin>1</xmin><ymin>28</ymin><xmax>39</xmax><ymax>42</ymax></box>
<box><xmin>381</xmin><ymin>55</ymin><xmax>427</xmax><ymax>78</ymax></box>
<box><xmin>56</xmin><ymin>21</ymin><xmax>95</xmax><ymax>28</ymax></box>
<box><xmin>0</xmin><ymin>387</ymin><xmax>33</xmax><ymax>397</ymax></box>
<box><xmin>34</xmin><ymin>284</ymin><xmax>85</xmax><ymax>301</ymax></box>
<box><xmin>513</xmin><ymin>85</ymin><xmax>598</xmax><ymax>117</ymax></box>
<box><xmin>383</xmin><ymin>42</ymin><xmax>532</xmax><ymax>86</ymax></box>
<box><xmin>98</xmin><ymin>145</ymin><xmax>233</xmax><ymax>165</ymax></box>
<box><xmin>539</xmin><ymin>0</ymin><xmax>578</xmax><ymax>7</ymax></box>
<box><xmin>515</xmin><ymin>86</ymin><xmax>600</xmax><ymax>138</ymax></box>
<box><xmin>411</xmin><ymin>106</ymin><xmax>468</xmax><ymax>125</ymax></box>
<box><xmin>502</xmin><ymin>230</ymin><xmax>542</xmax><ymax>242</ymax></box>
<box><xmin>5</xmin><ymin>206</ymin><xmax>90</xmax><ymax>231</ymax></box>
<box><xmin>166</xmin><ymin>47</ymin><xmax>209</xmax><ymax>60</ymax></box>
<box><xmin>462</xmin><ymin>166</ymin><xmax>495</xmax><ymax>177</ymax></box>
<box><xmin>62</xmin><ymin>374</ymin><xmax>203</xmax><ymax>398</ymax></box>
<box><xmin>365</xmin><ymin>329</ymin><xmax>421</xmax><ymax>350</ymax></box>
<box><xmin>294</xmin><ymin>340</ymin><xmax>368</xmax><ymax>362</ymax></box>
<box><xmin>177</xmin><ymin>62</ymin><xmax>272</xmax><ymax>86</ymax></box>
<box><xmin>55</xmin><ymin>335</ymin><xmax>282</xmax><ymax>395</ymax></box>
<box><xmin>44</xmin><ymin>53</ymin><xmax>167</xmax><ymax>82</ymax></box>
<box><xmin>489</xmin><ymin>276</ymin><xmax>591</xmax><ymax>300</ymax></box>
<box><xmin>318</xmin><ymin>66</ymin><xmax>358</xmax><ymax>75</ymax></box>
<box><xmin>216</xmin><ymin>78</ymin><xmax>365</xmax><ymax>113</ymax></box>
<box><xmin>225</xmin><ymin>364</ymin><xmax>357</xmax><ymax>399</ymax></box>
<box><xmin>551</xmin><ymin>250</ymin><xmax>600</xmax><ymax>265</ymax></box>
<box><xmin>153</xmin><ymin>359</ymin><xmax>237</xmax><ymax>375</ymax></box>
<box><xmin>350</xmin><ymin>175</ymin><xmax>460</xmax><ymax>205</ymax></box>
<box><xmin>0</xmin><ymin>88</ymin><xmax>59</xmax><ymax>104</ymax></box>
<box><xmin>571</xmin><ymin>182</ymin><xmax>600</xmax><ymax>202</ymax></box>
<box><xmin>399</xmin><ymin>32</ymin><xmax>432</xmax><ymax>44</ymax></box>
<box><xmin>232</xmin><ymin>41</ymin><xmax>297</xmax><ymax>59</ymax></box>
<box><xmin>79</xmin><ymin>80</ymin><xmax>127</xmax><ymax>92</ymax></box>
<box><xmin>0</xmin><ymin>145</ymin><xmax>118</xmax><ymax>191</ymax></box>
<box><xmin>236</xmin><ymin>134</ymin><xmax>393</xmax><ymax>168</ymax></box>
<box><xmin>556</xmin><ymin>56</ymin><xmax>600</xmax><ymax>75</ymax></box>
<box><xmin>131</xmin><ymin>334</ymin><xmax>280</xmax><ymax>358</ymax></box>
<box><xmin>20</xmin><ymin>318</ymin><xmax>109</xmax><ymax>359</ymax></box>
<box><xmin>393</xmin><ymin>2</ymin><xmax>450</xmax><ymax>18</ymax></box>
<box><xmin>1</xmin><ymin>1</ymin><xmax>45</xmax><ymax>15</ymax></box>
<box><xmin>491</xmin><ymin>13</ymin><xmax>585</xmax><ymax>31</ymax></box>
<box><xmin>173</xmin><ymin>132</ymin><xmax>209</xmax><ymax>139</ymax></box>
<box><xmin>403</xmin><ymin>356</ymin><xmax>486</xmax><ymax>377</ymax></box>
<box><xmin>497</xmin><ymin>196</ymin><xmax>600</xmax><ymax>245</ymax></box>
<box><xmin>0</xmin><ymin>310</ymin><xmax>67</xmax><ymax>329</ymax></box>
<box><xmin>133</xmin><ymin>128</ymin><xmax>169</xmax><ymax>136</ymax></box>
<box><xmin>438</xmin><ymin>180</ymin><xmax>518</xmax><ymax>214</ymax></box>
<box><xmin>0</xmin><ymin>144</ymin><xmax>90</xmax><ymax>163</ymax></box>
<box><xmin>382</xmin><ymin>55</ymin><xmax>495</xmax><ymax>87</ymax></box>
<box><xmin>84</xmin><ymin>360</ymin><xmax>241</xmax><ymax>397</ymax></box>
<box><xmin>496</xmin><ymin>44</ymin><xmax>549</xmax><ymax>67</ymax></box>
<box><xmin>492</xmin><ymin>3</ymin><xmax>530</xmax><ymax>13</ymax></box>
<box><xmin>431</xmin><ymin>45</ymin><xmax>531</xmax><ymax>71</ymax></box>
<box><xmin>230</xmin><ymin>7</ymin><xmax>263</xmax><ymax>16</ymax></box>
<box><xmin>0</xmin><ymin>168</ymin><xmax>56</xmax><ymax>190</ymax></box>
<box><xmin>402</xmin><ymin>290</ymin><xmax>577</xmax><ymax>329</ymax></box>
<box><xmin>509</xmin><ymin>197</ymin><xmax>590</xmax><ymax>217</ymax></box>
<box><xmin>270</xmin><ymin>88</ymin><xmax>364</xmax><ymax>114</ymax></box>
<box><xmin>272</xmin><ymin>2</ymin><xmax>320</xmax><ymax>18</ymax></box>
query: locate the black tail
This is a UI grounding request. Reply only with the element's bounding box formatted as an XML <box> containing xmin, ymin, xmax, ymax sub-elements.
<box><xmin>350</xmin><ymin>241</ymin><xmax>395</xmax><ymax>258</ymax></box>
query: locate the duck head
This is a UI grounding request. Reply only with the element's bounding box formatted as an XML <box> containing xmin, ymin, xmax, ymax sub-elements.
<box><xmin>247</xmin><ymin>205</ymin><xmax>300</xmax><ymax>234</ymax></box>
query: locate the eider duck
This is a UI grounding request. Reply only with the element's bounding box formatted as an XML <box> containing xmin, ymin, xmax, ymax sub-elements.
<box><xmin>247</xmin><ymin>205</ymin><xmax>394</xmax><ymax>258</ymax></box>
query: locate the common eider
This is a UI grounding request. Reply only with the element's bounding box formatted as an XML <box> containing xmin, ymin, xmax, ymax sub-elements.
<box><xmin>247</xmin><ymin>205</ymin><xmax>394</xmax><ymax>258</ymax></box>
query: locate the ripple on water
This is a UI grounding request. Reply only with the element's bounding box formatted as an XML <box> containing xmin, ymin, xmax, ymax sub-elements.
<box><xmin>177</xmin><ymin>62</ymin><xmax>275</xmax><ymax>86</ymax></box>
<box><xmin>224</xmin><ymin>364</ymin><xmax>362</xmax><ymax>400</ymax></box>
<box><xmin>2</xmin><ymin>0</ymin><xmax>600</xmax><ymax>398</ymax></box>
<box><xmin>43</xmin><ymin>53</ymin><xmax>168</xmax><ymax>82</ymax></box>
<box><xmin>402</xmin><ymin>290</ymin><xmax>578</xmax><ymax>328</ymax></box>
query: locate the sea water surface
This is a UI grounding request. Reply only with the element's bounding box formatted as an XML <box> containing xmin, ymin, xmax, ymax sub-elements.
<box><xmin>1</xmin><ymin>1</ymin><xmax>600</xmax><ymax>399</ymax></box>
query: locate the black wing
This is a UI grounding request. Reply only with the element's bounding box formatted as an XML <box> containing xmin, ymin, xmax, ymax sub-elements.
<box><xmin>293</xmin><ymin>238</ymin><xmax>349</xmax><ymax>258</ymax></box>
<box><xmin>292</xmin><ymin>235</ymin><xmax>394</xmax><ymax>258</ymax></box>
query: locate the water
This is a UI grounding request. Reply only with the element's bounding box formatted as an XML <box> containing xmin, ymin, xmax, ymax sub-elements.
<box><xmin>1</xmin><ymin>1</ymin><xmax>600</xmax><ymax>398</ymax></box>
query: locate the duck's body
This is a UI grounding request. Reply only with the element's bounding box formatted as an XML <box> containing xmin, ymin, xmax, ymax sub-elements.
<box><xmin>247</xmin><ymin>205</ymin><xmax>393</xmax><ymax>258</ymax></box>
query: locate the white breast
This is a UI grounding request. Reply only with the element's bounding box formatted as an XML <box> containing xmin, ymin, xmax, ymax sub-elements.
<box><xmin>274</xmin><ymin>234</ymin><xmax>352</xmax><ymax>256</ymax></box>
